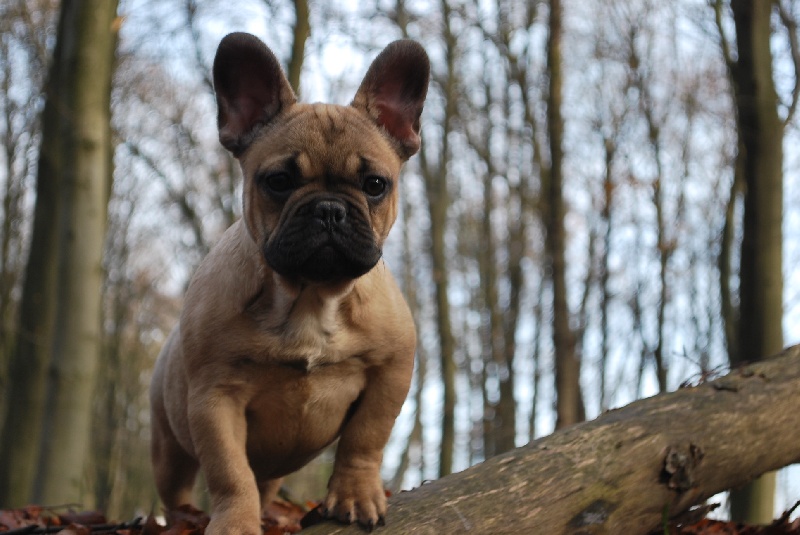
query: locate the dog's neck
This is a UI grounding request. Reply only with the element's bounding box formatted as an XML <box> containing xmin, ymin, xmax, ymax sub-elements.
<box><xmin>249</xmin><ymin>269</ymin><xmax>357</xmax><ymax>368</ymax></box>
<box><xmin>272</xmin><ymin>272</ymin><xmax>351</xmax><ymax>326</ymax></box>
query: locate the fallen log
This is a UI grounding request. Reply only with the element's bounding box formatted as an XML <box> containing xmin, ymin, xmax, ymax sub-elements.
<box><xmin>302</xmin><ymin>344</ymin><xmax>800</xmax><ymax>534</ymax></box>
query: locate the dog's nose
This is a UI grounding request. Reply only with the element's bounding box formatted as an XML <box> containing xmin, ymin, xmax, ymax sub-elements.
<box><xmin>313</xmin><ymin>199</ymin><xmax>347</xmax><ymax>225</ymax></box>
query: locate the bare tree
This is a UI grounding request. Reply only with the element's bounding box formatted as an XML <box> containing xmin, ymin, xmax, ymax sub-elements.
<box><xmin>92</xmin><ymin>175</ymin><xmax>177</xmax><ymax>516</ymax></box>
<box><xmin>0</xmin><ymin>0</ymin><xmax>120</xmax><ymax>506</ymax></box>
<box><xmin>404</xmin><ymin>0</ymin><xmax>459</xmax><ymax>477</ymax></box>
<box><xmin>0</xmin><ymin>0</ymin><xmax>57</xmax><ymax>423</ymax></box>
<box><xmin>714</xmin><ymin>0</ymin><xmax>788</xmax><ymax>523</ymax></box>
<box><xmin>545</xmin><ymin>0</ymin><xmax>584</xmax><ymax>429</ymax></box>
<box><xmin>31</xmin><ymin>0</ymin><xmax>120</xmax><ymax>505</ymax></box>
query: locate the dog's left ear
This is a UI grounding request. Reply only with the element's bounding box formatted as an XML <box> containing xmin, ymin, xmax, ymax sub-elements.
<box><xmin>352</xmin><ymin>40</ymin><xmax>430</xmax><ymax>160</ymax></box>
<box><xmin>213</xmin><ymin>32</ymin><xmax>297</xmax><ymax>156</ymax></box>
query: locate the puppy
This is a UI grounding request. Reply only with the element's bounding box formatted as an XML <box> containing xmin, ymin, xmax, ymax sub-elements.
<box><xmin>149</xmin><ymin>32</ymin><xmax>429</xmax><ymax>534</ymax></box>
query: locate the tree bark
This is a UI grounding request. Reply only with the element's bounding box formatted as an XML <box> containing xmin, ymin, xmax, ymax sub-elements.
<box><xmin>473</xmin><ymin>67</ymin><xmax>516</xmax><ymax>457</ymax></box>
<box><xmin>417</xmin><ymin>0</ymin><xmax>458</xmax><ymax>478</ymax></box>
<box><xmin>302</xmin><ymin>344</ymin><xmax>800</xmax><ymax>535</ymax></box>
<box><xmin>723</xmin><ymin>0</ymin><xmax>784</xmax><ymax>523</ymax></box>
<box><xmin>545</xmin><ymin>0</ymin><xmax>584</xmax><ymax>429</ymax></box>
<box><xmin>26</xmin><ymin>0</ymin><xmax>119</xmax><ymax>506</ymax></box>
<box><xmin>0</xmin><ymin>0</ymin><xmax>73</xmax><ymax>506</ymax></box>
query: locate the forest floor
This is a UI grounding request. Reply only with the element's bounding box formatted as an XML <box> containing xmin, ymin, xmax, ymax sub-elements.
<box><xmin>0</xmin><ymin>498</ymin><xmax>798</xmax><ymax>534</ymax></box>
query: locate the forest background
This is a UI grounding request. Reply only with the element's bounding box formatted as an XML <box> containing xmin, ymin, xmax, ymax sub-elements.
<box><xmin>0</xmin><ymin>0</ymin><xmax>799</xmax><ymax>526</ymax></box>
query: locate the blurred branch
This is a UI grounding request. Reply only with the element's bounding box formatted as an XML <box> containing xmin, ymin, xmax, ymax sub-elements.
<box><xmin>122</xmin><ymin>140</ymin><xmax>209</xmax><ymax>255</ymax></box>
<box><xmin>286</xmin><ymin>0</ymin><xmax>310</xmax><ymax>95</ymax></box>
<box><xmin>184</xmin><ymin>0</ymin><xmax>214</xmax><ymax>93</ymax></box>
<box><xmin>712</xmin><ymin>0</ymin><xmax>736</xmax><ymax>74</ymax></box>
<box><xmin>777</xmin><ymin>0</ymin><xmax>800</xmax><ymax>127</ymax></box>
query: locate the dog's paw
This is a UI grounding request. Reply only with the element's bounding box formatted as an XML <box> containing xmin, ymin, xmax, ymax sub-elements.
<box><xmin>323</xmin><ymin>472</ymin><xmax>387</xmax><ymax>531</ymax></box>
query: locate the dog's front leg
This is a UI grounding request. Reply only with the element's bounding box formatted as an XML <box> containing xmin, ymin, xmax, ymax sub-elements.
<box><xmin>324</xmin><ymin>356</ymin><xmax>413</xmax><ymax>529</ymax></box>
<box><xmin>187</xmin><ymin>388</ymin><xmax>261</xmax><ymax>535</ymax></box>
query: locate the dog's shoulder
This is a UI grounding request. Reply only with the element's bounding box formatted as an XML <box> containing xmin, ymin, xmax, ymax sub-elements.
<box><xmin>183</xmin><ymin>220</ymin><xmax>265</xmax><ymax>322</ymax></box>
<box><xmin>339</xmin><ymin>262</ymin><xmax>416</xmax><ymax>354</ymax></box>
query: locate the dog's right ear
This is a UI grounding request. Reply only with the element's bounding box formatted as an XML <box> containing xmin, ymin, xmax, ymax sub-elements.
<box><xmin>213</xmin><ymin>33</ymin><xmax>296</xmax><ymax>156</ymax></box>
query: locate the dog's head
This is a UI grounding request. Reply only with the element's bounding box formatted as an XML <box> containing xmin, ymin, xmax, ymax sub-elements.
<box><xmin>212</xmin><ymin>33</ymin><xmax>429</xmax><ymax>284</ymax></box>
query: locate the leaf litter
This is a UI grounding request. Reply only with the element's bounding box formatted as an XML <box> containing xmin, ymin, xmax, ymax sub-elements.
<box><xmin>0</xmin><ymin>499</ymin><xmax>798</xmax><ymax>534</ymax></box>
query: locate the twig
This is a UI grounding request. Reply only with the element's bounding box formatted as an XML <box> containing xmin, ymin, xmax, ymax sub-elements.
<box><xmin>776</xmin><ymin>499</ymin><xmax>800</xmax><ymax>524</ymax></box>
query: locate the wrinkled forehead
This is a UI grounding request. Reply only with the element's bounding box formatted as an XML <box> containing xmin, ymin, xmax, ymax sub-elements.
<box><xmin>239</xmin><ymin>103</ymin><xmax>402</xmax><ymax>179</ymax></box>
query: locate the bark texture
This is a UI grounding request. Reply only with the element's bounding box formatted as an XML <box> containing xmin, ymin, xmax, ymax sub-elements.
<box><xmin>0</xmin><ymin>0</ymin><xmax>87</xmax><ymax>506</ymax></box>
<box><xmin>303</xmin><ymin>344</ymin><xmax>800</xmax><ymax>535</ymax></box>
<box><xmin>32</xmin><ymin>0</ymin><xmax>118</xmax><ymax>505</ymax></box>
<box><xmin>14</xmin><ymin>0</ymin><xmax>118</xmax><ymax>506</ymax></box>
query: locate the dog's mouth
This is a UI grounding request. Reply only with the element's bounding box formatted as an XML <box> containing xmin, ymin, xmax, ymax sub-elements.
<box><xmin>263</xmin><ymin>199</ymin><xmax>382</xmax><ymax>283</ymax></box>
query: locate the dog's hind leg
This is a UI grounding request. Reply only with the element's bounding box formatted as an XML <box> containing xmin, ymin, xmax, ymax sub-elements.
<box><xmin>151</xmin><ymin>402</ymin><xmax>199</xmax><ymax>510</ymax></box>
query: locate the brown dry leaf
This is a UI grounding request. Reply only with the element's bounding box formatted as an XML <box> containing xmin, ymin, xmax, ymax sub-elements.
<box><xmin>58</xmin><ymin>510</ymin><xmax>107</xmax><ymax>526</ymax></box>
<box><xmin>0</xmin><ymin>505</ymin><xmax>58</xmax><ymax>530</ymax></box>
<box><xmin>160</xmin><ymin>520</ymin><xmax>205</xmax><ymax>535</ymax></box>
<box><xmin>165</xmin><ymin>504</ymin><xmax>210</xmax><ymax>530</ymax></box>
<box><xmin>139</xmin><ymin>514</ymin><xmax>166</xmax><ymax>535</ymax></box>
<box><xmin>0</xmin><ymin>509</ymin><xmax>25</xmax><ymax>529</ymax></box>
<box><xmin>263</xmin><ymin>498</ymin><xmax>308</xmax><ymax>533</ymax></box>
<box><xmin>677</xmin><ymin>518</ymin><xmax>739</xmax><ymax>534</ymax></box>
<box><xmin>676</xmin><ymin>511</ymin><xmax>800</xmax><ymax>535</ymax></box>
<box><xmin>21</xmin><ymin>504</ymin><xmax>45</xmax><ymax>522</ymax></box>
<box><xmin>55</xmin><ymin>523</ymin><xmax>91</xmax><ymax>535</ymax></box>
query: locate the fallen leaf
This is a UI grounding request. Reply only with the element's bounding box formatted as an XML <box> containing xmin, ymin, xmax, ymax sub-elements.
<box><xmin>55</xmin><ymin>523</ymin><xmax>91</xmax><ymax>535</ymax></box>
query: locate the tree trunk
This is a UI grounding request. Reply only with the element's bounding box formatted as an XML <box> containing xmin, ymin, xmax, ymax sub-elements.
<box><xmin>599</xmin><ymin>135</ymin><xmax>615</xmax><ymax>412</ymax></box>
<box><xmin>0</xmin><ymin>1</ymin><xmax>72</xmax><ymax>506</ymax></box>
<box><xmin>302</xmin><ymin>344</ymin><xmax>800</xmax><ymax>535</ymax></box>
<box><xmin>475</xmin><ymin>85</ymin><xmax>516</xmax><ymax>457</ymax></box>
<box><xmin>417</xmin><ymin>0</ymin><xmax>458</xmax><ymax>478</ymax></box>
<box><xmin>545</xmin><ymin>0</ymin><xmax>584</xmax><ymax>429</ymax></box>
<box><xmin>387</xmin><ymin>0</ymin><xmax>454</xmax><ymax>481</ymax></box>
<box><xmin>26</xmin><ymin>0</ymin><xmax>119</xmax><ymax>506</ymax></box>
<box><xmin>495</xmin><ymin>78</ymin><xmax>521</xmax><ymax>457</ymax></box>
<box><xmin>426</xmin><ymin>167</ymin><xmax>455</xmax><ymax>478</ymax></box>
<box><xmin>0</xmin><ymin>0</ymin><xmax>55</xmax><ymax>422</ymax></box>
<box><xmin>479</xmin><ymin>163</ymin><xmax>499</xmax><ymax>459</ymax></box>
<box><xmin>724</xmin><ymin>0</ymin><xmax>784</xmax><ymax>523</ymax></box>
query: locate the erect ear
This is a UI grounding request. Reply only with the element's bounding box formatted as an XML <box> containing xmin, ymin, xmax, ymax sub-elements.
<box><xmin>351</xmin><ymin>40</ymin><xmax>430</xmax><ymax>160</ymax></box>
<box><xmin>212</xmin><ymin>32</ymin><xmax>296</xmax><ymax>156</ymax></box>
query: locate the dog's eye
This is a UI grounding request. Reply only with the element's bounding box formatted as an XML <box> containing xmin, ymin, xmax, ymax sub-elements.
<box><xmin>260</xmin><ymin>172</ymin><xmax>294</xmax><ymax>196</ymax></box>
<box><xmin>362</xmin><ymin>176</ymin><xmax>388</xmax><ymax>198</ymax></box>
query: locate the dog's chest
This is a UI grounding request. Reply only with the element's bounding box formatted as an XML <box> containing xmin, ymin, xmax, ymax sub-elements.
<box><xmin>260</xmin><ymin>290</ymin><xmax>350</xmax><ymax>368</ymax></box>
<box><xmin>281</xmin><ymin>313</ymin><xmax>335</xmax><ymax>367</ymax></box>
<box><xmin>244</xmin><ymin>356</ymin><xmax>367</xmax><ymax>478</ymax></box>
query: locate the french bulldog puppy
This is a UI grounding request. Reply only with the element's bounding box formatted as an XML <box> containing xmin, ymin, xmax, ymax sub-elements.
<box><xmin>149</xmin><ymin>32</ymin><xmax>429</xmax><ymax>534</ymax></box>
